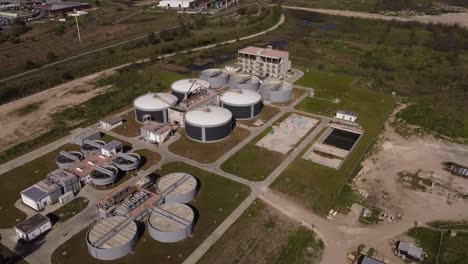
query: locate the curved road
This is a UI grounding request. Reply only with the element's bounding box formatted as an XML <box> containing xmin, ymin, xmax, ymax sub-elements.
<box><xmin>283</xmin><ymin>5</ymin><xmax>468</xmax><ymax>28</ymax></box>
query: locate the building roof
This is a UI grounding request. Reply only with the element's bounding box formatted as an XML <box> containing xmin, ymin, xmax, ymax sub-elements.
<box><xmin>100</xmin><ymin>116</ymin><xmax>123</xmax><ymax>125</ymax></box>
<box><xmin>358</xmin><ymin>255</ymin><xmax>385</xmax><ymax>264</ymax></box>
<box><xmin>397</xmin><ymin>241</ymin><xmax>423</xmax><ymax>259</ymax></box>
<box><xmin>16</xmin><ymin>214</ymin><xmax>50</xmax><ymax>234</ymax></box>
<box><xmin>238</xmin><ymin>46</ymin><xmax>289</xmax><ymax>59</ymax></box>
<box><xmin>185</xmin><ymin>106</ymin><xmax>232</xmax><ymax>126</ymax></box>
<box><xmin>21</xmin><ymin>186</ymin><xmax>48</xmax><ymax>202</ymax></box>
<box><xmin>337</xmin><ymin>110</ymin><xmax>358</xmax><ymax>117</ymax></box>
<box><xmin>48</xmin><ymin>168</ymin><xmax>78</xmax><ymax>182</ymax></box>
<box><xmin>38</xmin><ymin>1</ymin><xmax>91</xmax><ymax>11</ymax></box>
<box><xmin>101</xmin><ymin>140</ymin><xmax>121</xmax><ymax>151</ymax></box>
<box><xmin>141</xmin><ymin>121</ymin><xmax>171</xmax><ymax>135</ymax></box>
<box><xmin>68</xmin><ymin>153</ymin><xmax>112</xmax><ymax>178</ymax></box>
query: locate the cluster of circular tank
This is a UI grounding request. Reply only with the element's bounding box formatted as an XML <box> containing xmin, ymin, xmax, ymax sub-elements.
<box><xmin>220</xmin><ymin>89</ymin><xmax>262</xmax><ymax>120</ymax></box>
<box><xmin>171</xmin><ymin>79</ymin><xmax>211</xmax><ymax>102</ymax></box>
<box><xmin>184</xmin><ymin>106</ymin><xmax>234</xmax><ymax>143</ymax></box>
<box><xmin>86</xmin><ymin>173</ymin><xmax>199</xmax><ymax>260</ymax></box>
<box><xmin>133</xmin><ymin>93</ymin><xmax>178</xmax><ymax>123</ymax></box>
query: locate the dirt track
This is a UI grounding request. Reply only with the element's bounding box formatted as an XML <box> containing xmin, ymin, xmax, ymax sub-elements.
<box><xmin>283</xmin><ymin>6</ymin><xmax>468</xmax><ymax>28</ymax></box>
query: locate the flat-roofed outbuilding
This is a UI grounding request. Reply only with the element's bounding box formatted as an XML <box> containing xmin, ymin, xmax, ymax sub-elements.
<box><xmin>15</xmin><ymin>214</ymin><xmax>51</xmax><ymax>242</ymax></box>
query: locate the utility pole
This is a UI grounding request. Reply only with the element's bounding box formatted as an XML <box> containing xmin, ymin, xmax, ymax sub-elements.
<box><xmin>75</xmin><ymin>15</ymin><xmax>81</xmax><ymax>42</ymax></box>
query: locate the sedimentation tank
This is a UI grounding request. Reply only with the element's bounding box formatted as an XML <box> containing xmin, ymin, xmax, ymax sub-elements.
<box><xmin>259</xmin><ymin>80</ymin><xmax>293</xmax><ymax>103</ymax></box>
<box><xmin>220</xmin><ymin>89</ymin><xmax>262</xmax><ymax>120</ymax></box>
<box><xmin>156</xmin><ymin>172</ymin><xmax>198</xmax><ymax>204</ymax></box>
<box><xmin>148</xmin><ymin>203</ymin><xmax>195</xmax><ymax>243</ymax></box>
<box><xmin>114</xmin><ymin>152</ymin><xmax>141</xmax><ymax>172</ymax></box>
<box><xmin>184</xmin><ymin>106</ymin><xmax>233</xmax><ymax>143</ymax></box>
<box><xmin>133</xmin><ymin>93</ymin><xmax>178</xmax><ymax>123</ymax></box>
<box><xmin>80</xmin><ymin>140</ymin><xmax>105</xmax><ymax>155</ymax></box>
<box><xmin>55</xmin><ymin>151</ymin><xmax>84</xmax><ymax>169</ymax></box>
<box><xmin>90</xmin><ymin>166</ymin><xmax>119</xmax><ymax>186</ymax></box>
<box><xmin>228</xmin><ymin>74</ymin><xmax>260</xmax><ymax>91</ymax></box>
<box><xmin>171</xmin><ymin>79</ymin><xmax>211</xmax><ymax>101</ymax></box>
<box><xmin>200</xmin><ymin>69</ymin><xmax>229</xmax><ymax>88</ymax></box>
<box><xmin>86</xmin><ymin>216</ymin><xmax>139</xmax><ymax>260</ymax></box>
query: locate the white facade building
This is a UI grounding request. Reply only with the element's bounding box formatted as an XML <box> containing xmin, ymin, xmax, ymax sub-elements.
<box><xmin>158</xmin><ymin>0</ymin><xmax>195</xmax><ymax>8</ymax></box>
<box><xmin>335</xmin><ymin>110</ymin><xmax>358</xmax><ymax>122</ymax></box>
<box><xmin>238</xmin><ymin>46</ymin><xmax>291</xmax><ymax>79</ymax></box>
<box><xmin>140</xmin><ymin>122</ymin><xmax>172</xmax><ymax>144</ymax></box>
<box><xmin>21</xmin><ymin>180</ymin><xmax>63</xmax><ymax>211</ymax></box>
<box><xmin>15</xmin><ymin>214</ymin><xmax>52</xmax><ymax>242</ymax></box>
<box><xmin>99</xmin><ymin>116</ymin><xmax>123</xmax><ymax>131</ymax></box>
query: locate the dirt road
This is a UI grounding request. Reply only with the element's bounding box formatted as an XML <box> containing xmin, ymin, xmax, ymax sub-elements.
<box><xmin>283</xmin><ymin>5</ymin><xmax>468</xmax><ymax>28</ymax></box>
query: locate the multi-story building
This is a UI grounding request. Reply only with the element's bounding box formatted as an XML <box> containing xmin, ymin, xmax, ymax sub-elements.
<box><xmin>238</xmin><ymin>46</ymin><xmax>291</xmax><ymax>79</ymax></box>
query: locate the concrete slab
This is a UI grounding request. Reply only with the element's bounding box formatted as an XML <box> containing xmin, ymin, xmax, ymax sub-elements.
<box><xmin>256</xmin><ymin>114</ymin><xmax>318</xmax><ymax>154</ymax></box>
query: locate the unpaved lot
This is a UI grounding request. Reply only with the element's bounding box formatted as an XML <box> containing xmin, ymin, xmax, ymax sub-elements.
<box><xmin>0</xmin><ymin>70</ymin><xmax>116</xmax><ymax>150</ymax></box>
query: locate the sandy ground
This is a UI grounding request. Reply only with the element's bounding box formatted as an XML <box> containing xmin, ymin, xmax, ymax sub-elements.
<box><xmin>0</xmin><ymin>70</ymin><xmax>116</xmax><ymax>151</ymax></box>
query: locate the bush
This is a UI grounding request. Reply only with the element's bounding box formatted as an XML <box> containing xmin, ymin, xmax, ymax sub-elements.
<box><xmin>53</xmin><ymin>24</ymin><xmax>66</xmax><ymax>35</ymax></box>
<box><xmin>24</xmin><ymin>60</ymin><xmax>39</xmax><ymax>70</ymax></box>
<box><xmin>47</xmin><ymin>51</ymin><xmax>58</xmax><ymax>62</ymax></box>
<box><xmin>9</xmin><ymin>19</ymin><xmax>28</xmax><ymax>37</ymax></box>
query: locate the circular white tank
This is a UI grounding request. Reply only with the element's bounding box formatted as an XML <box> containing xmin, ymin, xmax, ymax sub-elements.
<box><xmin>86</xmin><ymin>216</ymin><xmax>138</xmax><ymax>260</ymax></box>
<box><xmin>114</xmin><ymin>153</ymin><xmax>141</xmax><ymax>171</ymax></box>
<box><xmin>200</xmin><ymin>69</ymin><xmax>229</xmax><ymax>88</ymax></box>
<box><xmin>259</xmin><ymin>80</ymin><xmax>293</xmax><ymax>103</ymax></box>
<box><xmin>220</xmin><ymin>90</ymin><xmax>262</xmax><ymax>120</ymax></box>
<box><xmin>228</xmin><ymin>74</ymin><xmax>260</xmax><ymax>91</ymax></box>
<box><xmin>184</xmin><ymin>106</ymin><xmax>233</xmax><ymax>143</ymax></box>
<box><xmin>171</xmin><ymin>79</ymin><xmax>211</xmax><ymax>101</ymax></box>
<box><xmin>80</xmin><ymin>140</ymin><xmax>105</xmax><ymax>155</ymax></box>
<box><xmin>148</xmin><ymin>203</ymin><xmax>195</xmax><ymax>243</ymax></box>
<box><xmin>133</xmin><ymin>93</ymin><xmax>178</xmax><ymax>123</ymax></box>
<box><xmin>156</xmin><ymin>172</ymin><xmax>198</xmax><ymax>203</ymax></box>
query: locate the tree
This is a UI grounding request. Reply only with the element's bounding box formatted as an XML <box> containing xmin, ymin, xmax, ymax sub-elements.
<box><xmin>47</xmin><ymin>51</ymin><xmax>58</xmax><ymax>62</ymax></box>
<box><xmin>9</xmin><ymin>19</ymin><xmax>28</xmax><ymax>37</ymax></box>
<box><xmin>95</xmin><ymin>0</ymin><xmax>101</xmax><ymax>6</ymax></box>
<box><xmin>53</xmin><ymin>24</ymin><xmax>66</xmax><ymax>35</ymax></box>
<box><xmin>146</xmin><ymin>32</ymin><xmax>159</xmax><ymax>45</ymax></box>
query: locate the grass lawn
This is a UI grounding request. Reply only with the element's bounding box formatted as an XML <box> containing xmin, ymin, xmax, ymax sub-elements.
<box><xmin>51</xmin><ymin>162</ymin><xmax>250</xmax><ymax>264</ymax></box>
<box><xmin>50</xmin><ymin>197</ymin><xmax>89</xmax><ymax>223</ymax></box>
<box><xmin>240</xmin><ymin>105</ymin><xmax>281</xmax><ymax>127</ymax></box>
<box><xmin>168</xmin><ymin>126</ymin><xmax>251</xmax><ymax>164</ymax></box>
<box><xmin>199</xmin><ymin>200</ymin><xmax>323</xmax><ymax>264</ymax></box>
<box><xmin>271</xmin><ymin>71</ymin><xmax>395</xmax><ymax>215</ymax></box>
<box><xmin>0</xmin><ymin>144</ymin><xmax>80</xmax><ymax>228</ymax></box>
<box><xmin>133</xmin><ymin>149</ymin><xmax>161</xmax><ymax>171</ymax></box>
<box><xmin>112</xmin><ymin>111</ymin><xmax>141</xmax><ymax>138</ymax></box>
<box><xmin>0</xmin><ymin>244</ymin><xmax>29</xmax><ymax>264</ymax></box>
<box><xmin>408</xmin><ymin>227</ymin><xmax>468</xmax><ymax>264</ymax></box>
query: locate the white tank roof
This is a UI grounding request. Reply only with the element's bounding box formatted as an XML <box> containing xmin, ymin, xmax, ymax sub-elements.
<box><xmin>221</xmin><ymin>89</ymin><xmax>261</xmax><ymax>106</ymax></box>
<box><xmin>156</xmin><ymin>172</ymin><xmax>197</xmax><ymax>196</ymax></box>
<box><xmin>171</xmin><ymin>79</ymin><xmax>211</xmax><ymax>93</ymax></box>
<box><xmin>185</xmin><ymin>106</ymin><xmax>232</xmax><ymax>126</ymax></box>
<box><xmin>260</xmin><ymin>80</ymin><xmax>293</xmax><ymax>91</ymax></box>
<box><xmin>87</xmin><ymin>216</ymin><xmax>137</xmax><ymax>249</ymax></box>
<box><xmin>149</xmin><ymin>203</ymin><xmax>194</xmax><ymax>232</ymax></box>
<box><xmin>133</xmin><ymin>93</ymin><xmax>178</xmax><ymax>111</ymax></box>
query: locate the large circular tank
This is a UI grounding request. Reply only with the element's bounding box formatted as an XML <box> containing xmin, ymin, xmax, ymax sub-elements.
<box><xmin>200</xmin><ymin>69</ymin><xmax>229</xmax><ymax>88</ymax></box>
<box><xmin>148</xmin><ymin>203</ymin><xmax>195</xmax><ymax>243</ymax></box>
<box><xmin>86</xmin><ymin>216</ymin><xmax>138</xmax><ymax>261</ymax></box>
<box><xmin>80</xmin><ymin>140</ymin><xmax>105</xmax><ymax>155</ymax></box>
<box><xmin>133</xmin><ymin>93</ymin><xmax>178</xmax><ymax>124</ymax></box>
<box><xmin>220</xmin><ymin>89</ymin><xmax>262</xmax><ymax>120</ymax></box>
<box><xmin>114</xmin><ymin>153</ymin><xmax>141</xmax><ymax>171</ymax></box>
<box><xmin>55</xmin><ymin>151</ymin><xmax>84</xmax><ymax>169</ymax></box>
<box><xmin>184</xmin><ymin>106</ymin><xmax>233</xmax><ymax>143</ymax></box>
<box><xmin>90</xmin><ymin>166</ymin><xmax>119</xmax><ymax>186</ymax></box>
<box><xmin>228</xmin><ymin>74</ymin><xmax>260</xmax><ymax>91</ymax></box>
<box><xmin>259</xmin><ymin>80</ymin><xmax>293</xmax><ymax>103</ymax></box>
<box><xmin>156</xmin><ymin>172</ymin><xmax>198</xmax><ymax>203</ymax></box>
<box><xmin>171</xmin><ymin>79</ymin><xmax>211</xmax><ymax>101</ymax></box>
